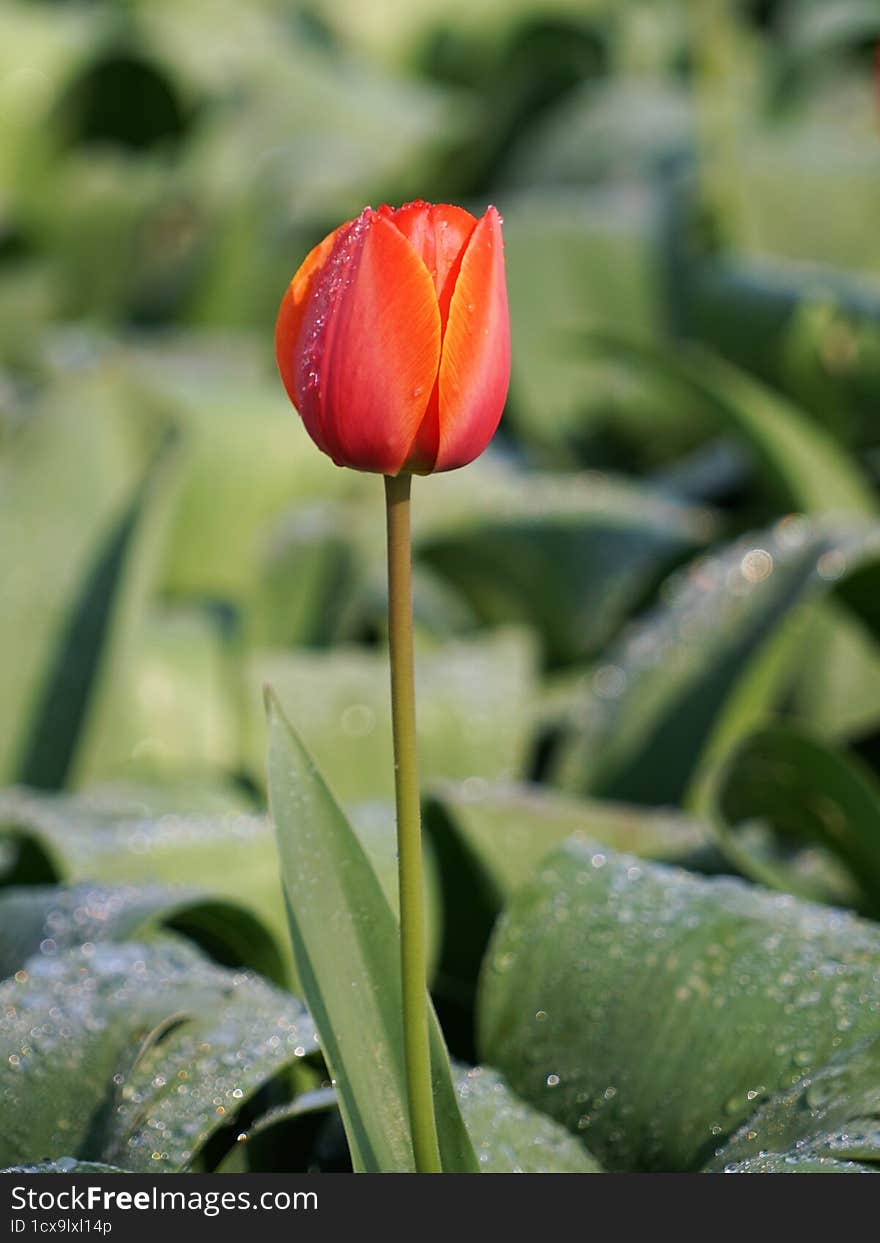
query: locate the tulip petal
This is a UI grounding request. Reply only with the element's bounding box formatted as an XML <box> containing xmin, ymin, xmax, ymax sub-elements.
<box><xmin>275</xmin><ymin>224</ymin><xmax>344</xmax><ymax>455</ymax></box>
<box><xmin>303</xmin><ymin>211</ymin><xmax>442</xmax><ymax>475</ymax></box>
<box><xmin>384</xmin><ymin>201</ymin><xmax>477</xmax><ymax>328</ymax></box>
<box><xmin>434</xmin><ymin>206</ymin><xmax>510</xmax><ymax>472</ymax></box>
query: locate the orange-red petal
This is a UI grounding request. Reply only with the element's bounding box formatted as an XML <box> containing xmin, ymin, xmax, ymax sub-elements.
<box><xmin>303</xmin><ymin>210</ymin><xmax>442</xmax><ymax>474</ymax></box>
<box><xmin>275</xmin><ymin>224</ymin><xmax>345</xmax><ymax>455</ymax></box>
<box><xmin>434</xmin><ymin>206</ymin><xmax>510</xmax><ymax>472</ymax></box>
<box><xmin>383</xmin><ymin>201</ymin><xmax>478</xmax><ymax>329</ymax></box>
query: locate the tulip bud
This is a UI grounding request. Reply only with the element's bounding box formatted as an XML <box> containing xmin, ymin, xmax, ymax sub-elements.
<box><xmin>275</xmin><ymin>200</ymin><xmax>510</xmax><ymax>475</ymax></box>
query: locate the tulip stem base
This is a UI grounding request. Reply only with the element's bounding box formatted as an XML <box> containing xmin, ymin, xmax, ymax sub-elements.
<box><xmin>384</xmin><ymin>472</ymin><xmax>442</xmax><ymax>1175</ymax></box>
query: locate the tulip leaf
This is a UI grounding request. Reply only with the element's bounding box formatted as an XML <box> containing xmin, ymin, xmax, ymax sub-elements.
<box><xmin>590</xmin><ymin>336</ymin><xmax>876</xmax><ymax>515</ymax></box>
<box><xmin>0</xmin><ymin>787</ymin><xmax>293</xmax><ymax>982</ymax></box>
<box><xmin>0</xmin><ymin>365</ymin><xmax>163</xmax><ymax>786</ymax></box>
<box><xmin>0</xmin><ymin>882</ymin><xmax>287</xmax><ymax>986</ymax></box>
<box><xmin>478</xmin><ymin>840</ymin><xmax>880</xmax><ymax>1172</ymax></box>
<box><xmin>416</xmin><ymin>469</ymin><xmax>714</xmax><ymax>665</ymax></box>
<box><xmin>707</xmin><ymin>1035</ymin><xmax>880</xmax><ymax>1173</ymax></box>
<box><xmin>554</xmin><ymin>520</ymin><xmax>880</xmax><ymax>806</ymax></box>
<box><xmin>425</xmin><ymin>779</ymin><xmax>719</xmax><ymax>1033</ymax></box>
<box><xmin>249</xmin><ymin>629</ymin><xmax>538</xmax><ymax>802</ymax></box>
<box><xmin>710</xmin><ymin>725</ymin><xmax>880</xmax><ymax>912</ymax></box>
<box><xmin>0</xmin><ymin>941</ymin><xmax>316</xmax><ymax>1171</ymax></box>
<box><xmin>15</xmin><ymin>427</ymin><xmax>181</xmax><ymax>791</ymax></box>
<box><xmin>455</xmin><ymin>1066</ymin><xmax>601</xmax><ymax>1173</ymax></box>
<box><xmin>266</xmin><ymin>689</ymin><xmax>479</xmax><ymax>1173</ymax></box>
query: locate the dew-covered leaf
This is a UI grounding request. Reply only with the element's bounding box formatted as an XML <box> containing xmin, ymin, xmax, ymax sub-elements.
<box><xmin>425</xmin><ymin>779</ymin><xmax>718</xmax><ymax>1030</ymax></box>
<box><xmin>708</xmin><ymin>1035</ymin><xmax>880</xmax><ymax>1173</ymax></box>
<box><xmin>0</xmin><ymin>940</ymin><xmax>315</xmax><ymax>1170</ymax></box>
<box><xmin>477</xmin><ymin>841</ymin><xmax>880</xmax><ymax>1172</ymax></box>
<box><xmin>0</xmin><ymin>787</ymin><xmax>292</xmax><ymax>980</ymax></box>
<box><xmin>0</xmin><ymin>1160</ymin><xmax>126</xmax><ymax>1175</ymax></box>
<box><xmin>455</xmin><ymin>1065</ymin><xmax>601</xmax><ymax>1173</ymax></box>
<box><xmin>214</xmin><ymin>1088</ymin><xmax>338</xmax><ymax>1173</ymax></box>
<box><xmin>554</xmin><ymin>520</ymin><xmax>880</xmax><ymax>806</ymax></box>
<box><xmin>0</xmin><ymin>882</ymin><xmax>286</xmax><ymax>986</ymax></box>
<box><xmin>266</xmin><ymin>691</ymin><xmax>478</xmax><ymax>1173</ymax></box>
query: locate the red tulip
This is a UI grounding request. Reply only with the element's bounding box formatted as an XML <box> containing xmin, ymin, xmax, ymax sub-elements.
<box><xmin>275</xmin><ymin>201</ymin><xmax>510</xmax><ymax>475</ymax></box>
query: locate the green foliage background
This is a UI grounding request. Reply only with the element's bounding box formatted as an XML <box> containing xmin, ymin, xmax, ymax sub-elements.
<box><xmin>1</xmin><ymin>0</ymin><xmax>879</xmax><ymax>1174</ymax></box>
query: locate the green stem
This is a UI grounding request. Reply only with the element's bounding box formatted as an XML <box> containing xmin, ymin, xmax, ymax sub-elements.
<box><xmin>384</xmin><ymin>471</ymin><xmax>442</xmax><ymax>1174</ymax></box>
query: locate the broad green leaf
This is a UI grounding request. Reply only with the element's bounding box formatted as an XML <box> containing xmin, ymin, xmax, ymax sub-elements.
<box><xmin>592</xmin><ymin>337</ymin><xmax>876</xmax><ymax>515</ymax></box>
<box><xmin>416</xmin><ymin>471</ymin><xmax>714</xmax><ymax>665</ymax></box>
<box><xmin>73</xmin><ymin>605</ymin><xmax>241</xmax><ymax>788</ymax></box>
<box><xmin>266</xmin><ymin>690</ymin><xmax>479</xmax><ymax>1173</ymax></box>
<box><xmin>0</xmin><ymin>787</ymin><xmax>292</xmax><ymax>981</ymax></box>
<box><xmin>554</xmin><ymin>520</ymin><xmax>880</xmax><ymax>806</ymax></box>
<box><xmin>791</xmin><ymin>599</ymin><xmax>880</xmax><ymax>740</ymax></box>
<box><xmin>0</xmin><ymin>882</ymin><xmax>286</xmax><ymax>986</ymax></box>
<box><xmin>427</xmin><ymin>779</ymin><xmax>715</xmax><ymax>905</ymax></box>
<box><xmin>455</xmin><ymin>1066</ymin><xmax>601</xmax><ymax>1173</ymax></box>
<box><xmin>0</xmin><ymin>941</ymin><xmax>316</xmax><ymax>1170</ymax></box>
<box><xmin>707</xmin><ymin>1035</ymin><xmax>880</xmax><ymax>1173</ymax></box>
<box><xmin>501</xmin><ymin>186</ymin><xmax>664</xmax><ymax>447</ymax></box>
<box><xmin>478</xmin><ymin>841</ymin><xmax>880</xmax><ymax>1171</ymax></box>
<box><xmin>711</xmin><ymin>725</ymin><xmax>880</xmax><ymax>912</ymax></box>
<box><xmin>0</xmin><ymin>364</ymin><xmax>157</xmax><ymax>786</ymax></box>
<box><xmin>425</xmin><ymin>779</ymin><xmax>719</xmax><ymax>1032</ymax></box>
<box><xmin>250</xmin><ymin>629</ymin><xmax>538</xmax><ymax>802</ymax></box>
<box><xmin>15</xmin><ymin>428</ymin><xmax>181</xmax><ymax>791</ymax></box>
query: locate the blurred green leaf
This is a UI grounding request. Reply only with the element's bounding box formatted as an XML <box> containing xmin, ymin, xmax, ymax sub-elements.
<box><xmin>417</xmin><ymin>470</ymin><xmax>715</xmax><ymax>665</ymax></box>
<box><xmin>711</xmin><ymin>724</ymin><xmax>880</xmax><ymax>912</ymax></box>
<box><xmin>0</xmin><ymin>362</ymin><xmax>157</xmax><ymax>786</ymax></box>
<box><xmin>266</xmin><ymin>690</ymin><xmax>478</xmax><ymax>1173</ymax></box>
<box><xmin>478</xmin><ymin>840</ymin><xmax>880</xmax><ymax>1171</ymax></box>
<box><xmin>249</xmin><ymin>629</ymin><xmax>538</xmax><ymax>802</ymax></box>
<box><xmin>554</xmin><ymin>521</ymin><xmax>880</xmax><ymax>807</ymax></box>
<box><xmin>594</xmin><ymin>337</ymin><xmax>876</xmax><ymax>515</ymax></box>
<box><xmin>15</xmin><ymin>426</ymin><xmax>180</xmax><ymax>792</ymax></box>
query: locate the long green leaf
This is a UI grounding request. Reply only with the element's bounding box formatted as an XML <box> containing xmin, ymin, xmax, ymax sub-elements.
<box><xmin>554</xmin><ymin>520</ymin><xmax>880</xmax><ymax>805</ymax></box>
<box><xmin>15</xmin><ymin>427</ymin><xmax>180</xmax><ymax>790</ymax></box>
<box><xmin>266</xmin><ymin>688</ymin><xmax>478</xmax><ymax>1172</ymax></box>
<box><xmin>710</xmin><ymin>725</ymin><xmax>880</xmax><ymax>912</ymax></box>
<box><xmin>591</xmin><ymin>336</ymin><xmax>876</xmax><ymax>515</ymax></box>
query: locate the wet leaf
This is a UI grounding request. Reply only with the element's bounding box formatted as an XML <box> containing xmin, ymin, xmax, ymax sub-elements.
<box><xmin>478</xmin><ymin>840</ymin><xmax>880</xmax><ymax>1171</ymax></box>
<box><xmin>708</xmin><ymin>1035</ymin><xmax>880</xmax><ymax>1173</ymax></box>
<box><xmin>0</xmin><ymin>940</ymin><xmax>315</xmax><ymax>1170</ymax></box>
<box><xmin>0</xmin><ymin>787</ymin><xmax>292</xmax><ymax>982</ymax></box>
<box><xmin>266</xmin><ymin>690</ymin><xmax>478</xmax><ymax>1173</ymax></box>
<box><xmin>0</xmin><ymin>882</ymin><xmax>286</xmax><ymax>986</ymax></box>
<box><xmin>455</xmin><ymin>1065</ymin><xmax>601</xmax><ymax>1173</ymax></box>
<box><xmin>554</xmin><ymin>520</ymin><xmax>880</xmax><ymax>806</ymax></box>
